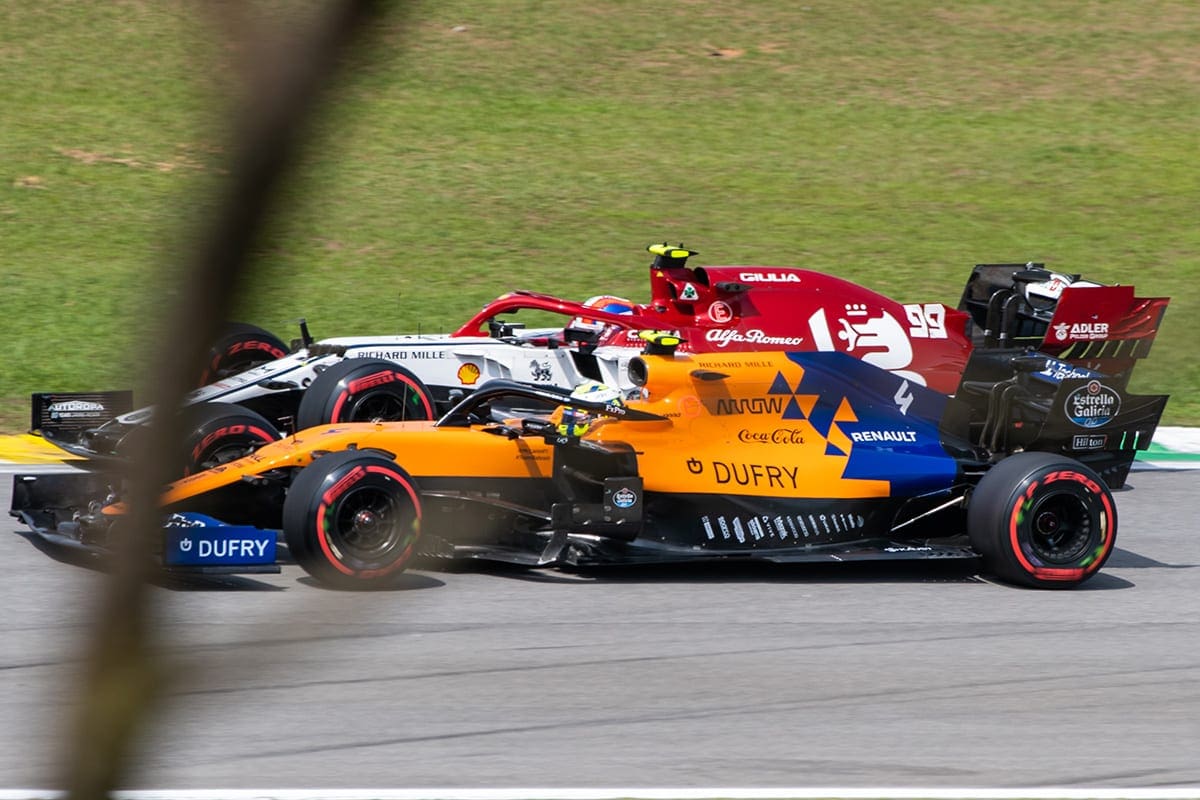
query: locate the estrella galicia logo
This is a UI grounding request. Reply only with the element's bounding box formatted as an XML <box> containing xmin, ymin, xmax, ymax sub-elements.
<box><xmin>1065</xmin><ymin>381</ymin><xmax>1120</xmax><ymax>428</ymax></box>
<box><xmin>612</xmin><ymin>487</ymin><xmax>638</xmax><ymax>509</ymax></box>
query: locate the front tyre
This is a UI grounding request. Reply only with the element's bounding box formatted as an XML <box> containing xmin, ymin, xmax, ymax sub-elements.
<box><xmin>283</xmin><ymin>450</ymin><xmax>422</xmax><ymax>589</ymax></box>
<box><xmin>968</xmin><ymin>452</ymin><xmax>1116</xmax><ymax>589</ymax></box>
<box><xmin>296</xmin><ymin>358</ymin><xmax>436</xmax><ymax>429</ymax></box>
<box><xmin>200</xmin><ymin>322</ymin><xmax>289</xmax><ymax>386</ymax></box>
<box><xmin>180</xmin><ymin>402</ymin><xmax>282</xmax><ymax>476</ymax></box>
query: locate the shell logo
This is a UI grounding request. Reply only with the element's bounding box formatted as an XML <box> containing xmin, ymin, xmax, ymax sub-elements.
<box><xmin>457</xmin><ymin>363</ymin><xmax>481</xmax><ymax>385</ymax></box>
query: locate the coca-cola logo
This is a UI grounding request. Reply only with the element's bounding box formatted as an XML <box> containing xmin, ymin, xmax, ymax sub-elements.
<box><xmin>737</xmin><ymin>428</ymin><xmax>806</xmax><ymax>444</ymax></box>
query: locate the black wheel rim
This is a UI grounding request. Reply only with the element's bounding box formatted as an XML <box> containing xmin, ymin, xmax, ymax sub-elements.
<box><xmin>328</xmin><ymin>484</ymin><xmax>406</xmax><ymax>564</ymax></box>
<box><xmin>194</xmin><ymin>436</ymin><xmax>262</xmax><ymax>472</ymax></box>
<box><xmin>1027</xmin><ymin>490</ymin><xmax>1094</xmax><ymax>564</ymax></box>
<box><xmin>347</xmin><ymin>388</ymin><xmax>426</xmax><ymax>421</ymax></box>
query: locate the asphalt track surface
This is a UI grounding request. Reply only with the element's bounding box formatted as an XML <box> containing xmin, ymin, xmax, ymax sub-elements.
<box><xmin>2</xmin><ymin>464</ymin><xmax>1198</xmax><ymax>792</ymax></box>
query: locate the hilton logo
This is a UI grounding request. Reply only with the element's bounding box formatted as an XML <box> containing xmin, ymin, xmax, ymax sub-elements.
<box><xmin>1071</xmin><ymin>434</ymin><xmax>1107</xmax><ymax>451</ymax></box>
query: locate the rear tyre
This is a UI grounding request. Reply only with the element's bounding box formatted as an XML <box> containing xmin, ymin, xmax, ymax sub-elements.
<box><xmin>282</xmin><ymin>450</ymin><xmax>422</xmax><ymax>589</ymax></box>
<box><xmin>296</xmin><ymin>358</ymin><xmax>436</xmax><ymax>429</ymax></box>
<box><xmin>200</xmin><ymin>323</ymin><xmax>289</xmax><ymax>386</ymax></box>
<box><xmin>968</xmin><ymin>452</ymin><xmax>1116</xmax><ymax>589</ymax></box>
<box><xmin>180</xmin><ymin>402</ymin><xmax>281</xmax><ymax>476</ymax></box>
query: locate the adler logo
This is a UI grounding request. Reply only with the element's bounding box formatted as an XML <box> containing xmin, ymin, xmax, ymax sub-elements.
<box><xmin>738</xmin><ymin>272</ymin><xmax>801</xmax><ymax>284</ymax></box>
<box><xmin>1053</xmin><ymin>321</ymin><xmax>1110</xmax><ymax>341</ymax></box>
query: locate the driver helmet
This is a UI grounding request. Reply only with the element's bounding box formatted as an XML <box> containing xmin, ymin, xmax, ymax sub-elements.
<box><xmin>570</xmin><ymin>380</ymin><xmax>624</xmax><ymax>405</ymax></box>
<box><xmin>556</xmin><ymin>381</ymin><xmax>624</xmax><ymax>437</ymax></box>
<box><xmin>1023</xmin><ymin>272</ymin><xmax>1102</xmax><ymax>311</ymax></box>
<box><xmin>1023</xmin><ymin>272</ymin><xmax>1075</xmax><ymax>310</ymax></box>
<box><xmin>570</xmin><ymin>295</ymin><xmax>636</xmax><ymax>335</ymax></box>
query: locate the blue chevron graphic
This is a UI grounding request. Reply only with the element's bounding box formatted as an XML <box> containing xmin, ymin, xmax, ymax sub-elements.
<box><xmin>768</xmin><ymin>372</ymin><xmax>796</xmax><ymax>396</ymax></box>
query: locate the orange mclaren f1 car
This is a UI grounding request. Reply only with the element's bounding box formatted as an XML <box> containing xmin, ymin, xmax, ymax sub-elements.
<box><xmin>11</xmin><ymin>325</ymin><xmax>1169</xmax><ymax>589</ymax></box>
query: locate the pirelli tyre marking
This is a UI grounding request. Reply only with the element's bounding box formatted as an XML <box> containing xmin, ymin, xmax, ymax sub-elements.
<box><xmin>1007</xmin><ymin>468</ymin><xmax>1115</xmax><ymax>583</ymax></box>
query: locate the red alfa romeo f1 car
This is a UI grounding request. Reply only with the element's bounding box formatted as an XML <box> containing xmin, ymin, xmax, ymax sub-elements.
<box><xmin>31</xmin><ymin>246</ymin><xmax>1168</xmax><ymax>479</ymax></box>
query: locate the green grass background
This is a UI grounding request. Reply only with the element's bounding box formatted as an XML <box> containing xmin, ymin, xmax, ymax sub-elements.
<box><xmin>2</xmin><ymin>1</ymin><xmax>1197</xmax><ymax>429</ymax></box>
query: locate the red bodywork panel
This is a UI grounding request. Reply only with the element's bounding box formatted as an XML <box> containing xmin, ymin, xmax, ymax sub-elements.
<box><xmin>452</xmin><ymin>262</ymin><xmax>1167</xmax><ymax>396</ymax></box>
<box><xmin>1038</xmin><ymin>284</ymin><xmax>1169</xmax><ymax>375</ymax></box>
<box><xmin>634</xmin><ymin>264</ymin><xmax>973</xmax><ymax>394</ymax></box>
<box><xmin>454</xmin><ymin>265</ymin><xmax>973</xmax><ymax>394</ymax></box>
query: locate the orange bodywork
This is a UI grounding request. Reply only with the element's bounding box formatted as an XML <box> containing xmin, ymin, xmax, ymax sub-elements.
<box><xmin>158</xmin><ymin>350</ymin><xmax>896</xmax><ymax>510</ymax></box>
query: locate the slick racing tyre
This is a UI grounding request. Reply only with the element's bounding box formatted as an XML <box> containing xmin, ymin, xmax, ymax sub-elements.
<box><xmin>282</xmin><ymin>450</ymin><xmax>422</xmax><ymax>589</ymax></box>
<box><xmin>199</xmin><ymin>322</ymin><xmax>289</xmax><ymax>386</ymax></box>
<box><xmin>296</xmin><ymin>358</ymin><xmax>436</xmax><ymax>429</ymax></box>
<box><xmin>968</xmin><ymin>452</ymin><xmax>1116</xmax><ymax>589</ymax></box>
<box><xmin>180</xmin><ymin>402</ymin><xmax>282</xmax><ymax>476</ymax></box>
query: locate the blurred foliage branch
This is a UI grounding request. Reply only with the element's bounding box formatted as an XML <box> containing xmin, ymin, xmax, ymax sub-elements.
<box><xmin>61</xmin><ymin>2</ymin><xmax>402</xmax><ymax>798</ymax></box>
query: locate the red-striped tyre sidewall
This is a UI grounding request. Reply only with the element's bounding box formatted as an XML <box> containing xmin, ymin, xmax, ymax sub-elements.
<box><xmin>200</xmin><ymin>323</ymin><xmax>289</xmax><ymax>386</ymax></box>
<box><xmin>296</xmin><ymin>359</ymin><xmax>435</xmax><ymax>430</ymax></box>
<box><xmin>968</xmin><ymin>452</ymin><xmax>1116</xmax><ymax>589</ymax></box>
<box><xmin>181</xmin><ymin>402</ymin><xmax>282</xmax><ymax>476</ymax></box>
<box><xmin>283</xmin><ymin>451</ymin><xmax>422</xmax><ymax>589</ymax></box>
